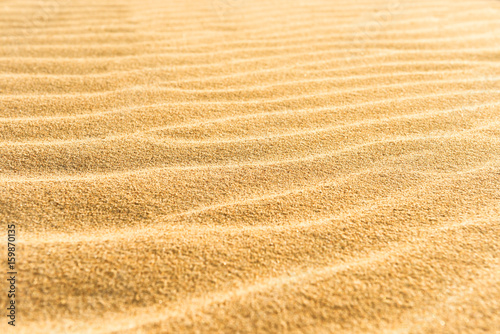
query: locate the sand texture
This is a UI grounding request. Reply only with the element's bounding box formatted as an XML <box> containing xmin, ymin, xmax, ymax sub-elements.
<box><xmin>1</xmin><ymin>0</ymin><xmax>500</xmax><ymax>333</ymax></box>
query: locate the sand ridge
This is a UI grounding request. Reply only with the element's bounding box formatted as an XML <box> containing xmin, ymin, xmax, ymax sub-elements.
<box><xmin>1</xmin><ymin>0</ymin><xmax>500</xmax><ymax>333</ymax></box>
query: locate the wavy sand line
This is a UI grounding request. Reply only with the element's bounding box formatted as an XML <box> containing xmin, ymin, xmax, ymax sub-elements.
<box><xmin>2</xmin><ymin>125</ymin><xmax>498</xmax><ymax>182</ymax></box>
<box><xmin>5</xmin><ymin>100</ymin><xmax>497</xmax><ymax>147</ymax></box>
<box><xmin>23</xmin><ymin>214</ymin><xmax>497</xmax><ymax>334</ymax></box>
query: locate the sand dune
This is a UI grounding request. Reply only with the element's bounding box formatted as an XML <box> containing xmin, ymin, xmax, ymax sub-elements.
<box><xmin>1</xmin><ymin>0</ymin><xmax>500</xmax><ymax>333</ymax></box>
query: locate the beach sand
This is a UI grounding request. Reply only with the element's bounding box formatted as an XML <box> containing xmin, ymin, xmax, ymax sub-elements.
<box><xmin>1</xmin><ymin>0</ymin><xmax>500</xmax><ymax>333</ymax></box>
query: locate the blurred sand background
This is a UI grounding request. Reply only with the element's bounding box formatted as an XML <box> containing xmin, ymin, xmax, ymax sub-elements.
<box><xmin>1</xmin><ymin>0</ymin><xmax>500</xmax><ymax>333</ymax></box>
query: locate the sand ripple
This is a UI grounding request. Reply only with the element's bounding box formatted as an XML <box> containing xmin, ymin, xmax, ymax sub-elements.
<box><xmin>1</xmin><ymin>0</ymin><xmax>499</xmax><ymax>333</ymax></box>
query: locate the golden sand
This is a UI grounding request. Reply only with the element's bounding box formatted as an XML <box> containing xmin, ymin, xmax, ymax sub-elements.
<box><xmin>1</xmin><ymin>0</ymin><xmax>500</xmax><ymax>333</ymax></box>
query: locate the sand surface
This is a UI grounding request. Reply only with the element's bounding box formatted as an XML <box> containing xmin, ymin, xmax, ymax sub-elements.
<box><xmin>1</xmin><ymin>0</ymin><xmax>500</xmax><ymax>333</ymax></box>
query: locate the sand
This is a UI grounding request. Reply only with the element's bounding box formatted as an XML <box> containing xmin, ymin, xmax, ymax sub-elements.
<box><xmin>1</xmin><ymin>0</ymin><xmax>500</xmax><ymax>333</ymax></box>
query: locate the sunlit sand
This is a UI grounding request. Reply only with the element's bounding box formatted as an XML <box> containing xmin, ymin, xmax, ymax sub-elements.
<box><xmin>1</xmin><ymin>0</ymin><xmax>500</xmax><ymax>333</ymax></box>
